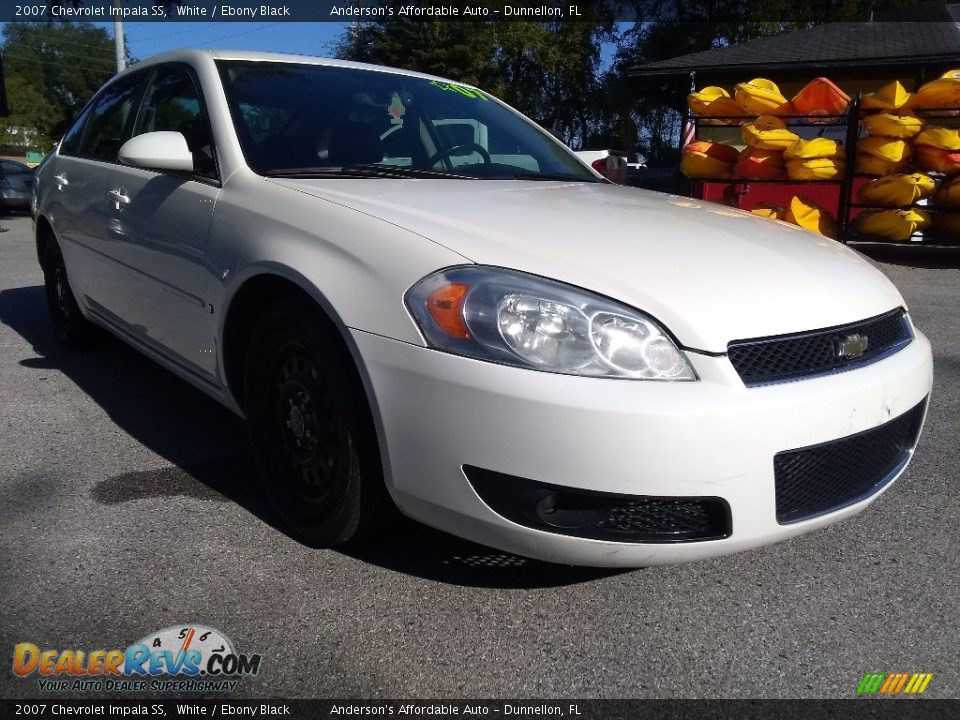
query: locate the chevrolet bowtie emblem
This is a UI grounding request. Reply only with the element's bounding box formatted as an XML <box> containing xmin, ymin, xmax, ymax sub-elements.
<box><xmin>837</xmin><ymin>333</ymin><xmax>870</xmax><ymax>359</ymax></box>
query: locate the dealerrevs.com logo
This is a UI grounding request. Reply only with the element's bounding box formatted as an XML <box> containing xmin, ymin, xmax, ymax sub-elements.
<box><xmin>13</xmin><ymin>625</ymin><xmax>262</xmax><ymax>692</ymax></box>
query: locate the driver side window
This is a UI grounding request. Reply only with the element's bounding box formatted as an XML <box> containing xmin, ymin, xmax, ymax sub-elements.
<box><xmin>133</xmin><ymin>66</ymin><xmax>218</xmax><ymax>179</ymax></box>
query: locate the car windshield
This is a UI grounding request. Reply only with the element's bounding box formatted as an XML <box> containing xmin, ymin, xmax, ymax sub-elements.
<box><xmin>216</xmin><ymin>60</ymin><xmax>599</xmax><ymax>182</ymax></box>
<box><xmin>1</xmin><ymin>160</ymin><xmax>32</xmax><ymax>175</ymax></box>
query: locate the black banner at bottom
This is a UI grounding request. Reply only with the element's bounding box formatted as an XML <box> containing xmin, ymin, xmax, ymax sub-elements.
<box><xmin>1</xmin><ymin>700</ymin><xmax>959</xmax><ymax>720</ymax></box>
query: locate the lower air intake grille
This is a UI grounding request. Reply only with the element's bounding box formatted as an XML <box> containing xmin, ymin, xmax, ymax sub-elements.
<box><xmin>774</xmin><ymin>399</ymin><xmax>926</xmax><ymax>524</ymax></box>
<box><xmin>464</xmin><ymin>466</ymin><xmax>730</xmax><ymax>543</ymax></box>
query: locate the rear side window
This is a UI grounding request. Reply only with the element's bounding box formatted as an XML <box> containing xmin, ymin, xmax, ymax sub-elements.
<box><xmin>71</xmin><ymin>73</ymin><xmax>146</xmax><ymax>162</ymax></box>
<box><xmin>132</xmin><ymin>66</ymin><xmax>218</xmax><ymax>179</ymax></box>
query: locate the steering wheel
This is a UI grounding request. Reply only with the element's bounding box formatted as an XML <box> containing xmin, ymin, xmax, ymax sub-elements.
<box><xmin>426</xmin><ymin>142</ymin><xmax>492</xmax><ymax>168</ymax></box>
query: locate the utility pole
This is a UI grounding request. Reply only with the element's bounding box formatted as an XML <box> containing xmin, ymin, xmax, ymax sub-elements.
<box><xmin>113</xmin><ymin>0</ymin><xmax>126</xmax><ymax>73</ymax></box>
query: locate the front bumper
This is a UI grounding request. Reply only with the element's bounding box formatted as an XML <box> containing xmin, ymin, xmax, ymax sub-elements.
<box><xmin>352</xmin><ymin>327</ymin><xmax>933</xmax><ymax>567</ymax></box>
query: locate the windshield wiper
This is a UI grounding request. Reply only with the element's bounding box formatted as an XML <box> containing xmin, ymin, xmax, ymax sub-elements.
<box><xmin>265</xmin><ymin>165</ymin><xmax>478</xmax><ymax>180</ymax></box>
<box><xmin>509</xmin><ymin>173</ymin><xmax>602</xmax><ymax>183</ymax></box>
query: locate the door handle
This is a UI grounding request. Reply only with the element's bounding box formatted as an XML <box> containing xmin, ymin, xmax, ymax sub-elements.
<box><xmin>54</xmin><ymin>173</ymin><xmax>69</xmax><ymax>187</ymax></box>
<box><xmin>107</xmin><ymin>188</ymin><xmax>131</xmax><ymax>207</ymax></box>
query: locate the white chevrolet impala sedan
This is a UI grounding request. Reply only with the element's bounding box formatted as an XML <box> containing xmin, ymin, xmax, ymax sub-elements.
<box><xmin>34</xmin><ymin>50</ymin><xmax>933</xmax><ymax>566</ymax></box>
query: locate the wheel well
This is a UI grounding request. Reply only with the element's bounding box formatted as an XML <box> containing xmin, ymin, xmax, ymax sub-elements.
<box><xmin>222</xmin><ymin>275</ymin><xmax>347</xmax><ymax>411</ymax></box>
<box><xmin>36</xmin><ymin>216</ymin><xmax>55</xmax><ymax>270</ymax></box>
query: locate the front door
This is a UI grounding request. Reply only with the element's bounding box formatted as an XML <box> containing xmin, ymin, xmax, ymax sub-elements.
<box><xmin>103</xmin><ymin>64</ymin><xmax>221</xmax><ymax>379</ymax></box>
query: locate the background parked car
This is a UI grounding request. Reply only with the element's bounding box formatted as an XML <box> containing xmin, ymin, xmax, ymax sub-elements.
<box><xmin>573</xmin><ymin>149</ymin><xmax>628</xmax><ymax>184</ymax></box>
<box><xmin>0</xmin><ymin>160</ymin><xmax>35</xmax><ymax>211</ymax></box>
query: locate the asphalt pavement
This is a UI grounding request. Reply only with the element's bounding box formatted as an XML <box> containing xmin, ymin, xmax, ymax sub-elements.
<box><xmin>1</xmin><ymin>213</ymin><xmax>958</xmax><ymax>699</ymax></box>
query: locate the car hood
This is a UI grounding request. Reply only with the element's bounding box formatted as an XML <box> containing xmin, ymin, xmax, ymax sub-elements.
<box><xmin>271</xmin><ymin>178</ymin><xmax>906</xmax><ymax>352</ymax></box>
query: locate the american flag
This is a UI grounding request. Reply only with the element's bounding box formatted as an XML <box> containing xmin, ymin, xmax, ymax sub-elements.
<box><xmin>681</xmin><ymin>117</ymin><xmax>696</xmax><ymax>149</ymax></box>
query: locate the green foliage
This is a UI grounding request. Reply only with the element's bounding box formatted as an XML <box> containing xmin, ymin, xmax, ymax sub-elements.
<box><xmin>2</xmin><ymin>21</ymin><xmax>122</xmax><ymax>149</ymax></box>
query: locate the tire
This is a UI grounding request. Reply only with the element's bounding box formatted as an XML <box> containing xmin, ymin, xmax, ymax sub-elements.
<box><xmin>43</xmin><ymin>239</ymin><xmax>95</xmax><ymax>348</ymax></box>
<box><xmin>243</xmin><ymin>299</ymin><xmax>393</xmax><ymax>546</ymax></box>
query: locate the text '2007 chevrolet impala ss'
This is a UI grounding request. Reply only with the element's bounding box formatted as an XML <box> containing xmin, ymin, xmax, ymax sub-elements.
<box><xmin>33</xmin><ymin>50</ymin><xmax>933</xmax><ymax>566</ymax></box>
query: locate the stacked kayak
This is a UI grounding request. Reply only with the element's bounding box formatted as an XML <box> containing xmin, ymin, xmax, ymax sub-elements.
<box><xmin>856</xmin><ymin>136</ymin><xmax>912</xmax><ymax>176</ymax></box>
<box><xmin>785</xmin><ymin>195</ymin><xmax>838</xmax><ymax>238</ymax></box>
<box><xmin>687</xmin><ymin>86</ymin><xmax>746</xmax><ymax>124</ymax></box>
<box><xmin>784</xmin><ymin>138</ymin><xmax>846</xmax><ymax>180</ymax></box>
<box><xmin>681</xmin><ymin>72</ymin><xmax>959</xmax><ymax>244</ymax></box>
<box><xmin>680</xmin><ymin>141</ymin><xmax>739</xmax><ymax>179</ymax></box>
<box><xmin>688</xmin><ymin>77</ymin><xmax>850</xmax><ymax>121</ymax></box>
<box><xmin>750</xmin><ymin>202</ymin><xmax>786</xmax><ymax>220</ymax></box>
<box><xmin>791</xmin><ymin>77</ymin><xmax>851</xmax><ymax>121</ymax></box>
<box><xmin>862</xmin><ymin>113</ymin><xmax>924</xmax><ymax>139</ymax></box>
<box><xmin>735</xmin><ymin>78</ymin><xmax>793</xmax><ymax>116</ymax></box>
<box><xmin>734</xmin><ymin>147</ymin><xmax>786</xmax><ymax>180</ymax></box>
<box><xmin>741</xmin><ymin>115</ymin><xmax>799</xmax><ymax>149</ymax></box>
<box><xmin>929</xmin><ymin>176</ymin><xmax>960</xmax><ymax>243</ymax></box>
<box><xmin>912</xmin><ymin>70</ymin><xmax>960</xmax><ymax>112</ymax></box>
<box><xmin>912</xmin><ymin>127</ymin><xmax>960</xmax><ymax>173</ymax></box>
<box><xmin>858</xmin><ymin>173</ymin><xmax>936</xmax><ymax>207</ymax></box>
<box><xmin>861</xmin><ymin>81</ymin><xmax>913</xmax><ymax>112</ymax></box>
<box><xmin>749</xmin><ymin>195</ymin><xmax>838</xmax><ymax>238</ymax></box>
<box><xmin>851</xmin><ymin>209</ymin><xmax>931</xmax><ymax>241</ymax></box>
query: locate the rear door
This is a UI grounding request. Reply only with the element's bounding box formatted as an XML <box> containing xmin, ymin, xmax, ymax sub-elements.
<box><xmin>102</xmin><ymin>63</ymin><xmax>221</xmax><ymax>379</ymax></box>
<box><xmin>42</xmin><ymin>73</ymin><xmax>147</xmax><ymax>309</ymax></box>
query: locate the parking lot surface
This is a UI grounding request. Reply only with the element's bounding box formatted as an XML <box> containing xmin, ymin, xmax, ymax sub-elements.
<box><xmin>1</xmin><ymin>214</ymin><xmax>958</xmax><ymax>698</ymax></box>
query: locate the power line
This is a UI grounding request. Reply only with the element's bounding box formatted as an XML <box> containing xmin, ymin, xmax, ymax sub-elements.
<box><xmin>4</xmin><ymin>43</ymin><xmax>116</xmax><ymax>67</ymax></box>
<box><xmin>3</xmin><ymin>50</ymin><xmax>116</xmax><ymax>72</ymax></box>
<box><xmin>189</xmin><ymin>23</ymin><xmax>282</xmax><ymax>46</ymax></box>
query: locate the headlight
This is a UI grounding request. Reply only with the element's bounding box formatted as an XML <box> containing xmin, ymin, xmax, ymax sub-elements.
<box><xmin>405</xmin><ymin>267</ymin><xmax>697</xmax><ymax>380</ymax></box>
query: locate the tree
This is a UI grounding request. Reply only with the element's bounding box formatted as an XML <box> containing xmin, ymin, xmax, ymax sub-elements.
<box><xmin>1</xmin><ymin>22</ymin><xmax>125</xmax><ymax>149</ymax></box>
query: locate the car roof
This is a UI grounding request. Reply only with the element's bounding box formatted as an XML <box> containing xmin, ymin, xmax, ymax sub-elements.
<box><xmin>118</xmin><ymin>48</ymin><xmax>467</xmax><ymax>87</ymax></box>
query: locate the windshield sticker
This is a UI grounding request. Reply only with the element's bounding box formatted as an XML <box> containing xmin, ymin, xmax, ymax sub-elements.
<box><xmin>429</xmin><ymin>80</ymin><xmax>488</xmax><ymax>101</ymax></box>
<box><xmin>388</xmin><ymin>93</ymin><xmax>406</xmax><ymax>124</ymax></box>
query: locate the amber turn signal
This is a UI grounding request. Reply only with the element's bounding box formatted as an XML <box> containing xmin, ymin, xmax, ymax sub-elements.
<box><xmin>426</xmin><ymin>283</ymin><xmax>471</xmax><ymax>339</ymax></box>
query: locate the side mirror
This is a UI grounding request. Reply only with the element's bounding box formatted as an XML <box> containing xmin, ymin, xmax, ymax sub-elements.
<box><xmin>118</xmin><ymin>131</ymin><xmax>194</xmax><ymax>172</ymax></box>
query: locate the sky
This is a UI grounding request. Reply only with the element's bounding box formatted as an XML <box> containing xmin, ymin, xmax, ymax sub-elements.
<box><xmin>100</xmin><ymin>21</ymin><xmax>350</xmax><ymax>60</ymax></box>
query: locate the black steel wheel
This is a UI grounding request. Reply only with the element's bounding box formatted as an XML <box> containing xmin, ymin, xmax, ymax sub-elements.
<box><xmin>243</xmin><ymin>299</ymin><xmax>392</xmax><ymax>546</ymax></box>
<box><xmin>43</xmin><ymin>240</ymin><xmax>94</xmax><ymax>348</ymax></box>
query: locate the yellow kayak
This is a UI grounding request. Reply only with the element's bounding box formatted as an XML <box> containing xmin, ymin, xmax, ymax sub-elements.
<box><xmin>934</xmin><ymin>176</ymin><xmax>960</xmax><ymax>207</ymax></box>
<box><xmin>734</xmin><ymin>147</ymin><xmax>786</xmax><ymax>180</ymax></box>
<box><xmin>858</xmin><ymin>136</ymin><xmax>911</xmax><ymax>161</ymax></box>
<box><xmin>742</xmin><ymin>116</ymin><xmax>800</xmax><ymax>149</ymax></box>
<box><xmin>858</xmin><ymin>173</ymin><xmax>937</xmax><ymax>207</ymax></box>
<box><xmin>862</xmin><ymin>113</ymin><xmax>924</xmax><ymax>139</ymax></box>
<box><xmin>852</xmin><ymin>208</ymin><xmax>931</xmax><ymax>241</ymax></box>
<box><xmin>785</xmin><ymin>195</ymin><xmax>837</xmax><ymax>238</ymax></box>
<box><xmin>861</xmin><ymin>80</ymin><xmax>913</xmax><ymax>111</ymax></box>
<box><xmin>750</xmin><ymin>203</ymin><xmax>786</xmax><ymax>220</ymax></box>
<box><xmin>784</xmin><ymin>137</ymin><xmax>845</xmax><ymax>160</ymax></box>
<box><xmin>914</xmin><ymin>127</ymin><xmax>960</xmax><ymax>151</ymax></box>
<box><xmin>735</xmin><ymin>78</ymin><xmax>793</xmax><ymax>116</ymax></box>
<box><xmin>680</xmin><ymin>140</ymin><xmax>739</xmax><ymax>179</ymax></box>
<box><xmin>913</xmin><ymin>70</ymin><xmax>960</xmax><ymax>109</ymax></box>
<box><xmin>688</xmin><ymin>86</ymin><xmax>747</xmax><ymax>123</ymax></box>
<box><xmin>856</xmin><ymin>137</ymin><xmax>911</xmax><ymax>175</ymax></box>
<box><xmin>786</xmin><ymin>157</ymin><xmax>845</xmax><ymax>181</ymax></box>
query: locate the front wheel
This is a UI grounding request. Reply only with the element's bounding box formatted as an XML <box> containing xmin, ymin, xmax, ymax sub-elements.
<box><xmin>243</xmin><ymin>300</ymin><xmax>392</xmax><ymax>546</ymax></box>
<box><xmin>43</xmin><ymin>240</ymin><xmax>95</xmax><ymax>348</ymax></box>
